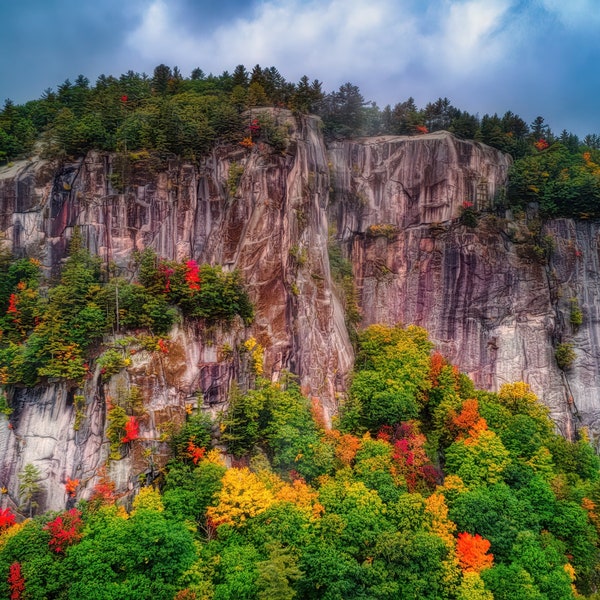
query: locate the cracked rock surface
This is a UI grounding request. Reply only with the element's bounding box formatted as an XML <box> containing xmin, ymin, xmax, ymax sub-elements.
<box><xmin>0</xmin><ymin>113</ymin><xmax>598</xmax><ymax>510</ymax></box>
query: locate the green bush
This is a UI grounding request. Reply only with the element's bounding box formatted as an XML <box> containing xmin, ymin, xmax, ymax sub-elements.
<box><xmin>570</xmin><ymin>298</ymin><xmax>583</xmax><ymax>328</ymax></box>
<box><xmin>555</xmin><ymin>342</ymin><xmax>576</xmax><ymax>370</ymax></box>
<box><xmin>97</xmin><ymin>348</ymin><xmax>130</xmax><ymax>379</ymax></box>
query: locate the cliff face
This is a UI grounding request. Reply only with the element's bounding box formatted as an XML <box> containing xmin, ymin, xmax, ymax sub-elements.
<box><xmin>0</xmin><ymin>110</ymin><xmax>597</xmax><ymax>511</ymax></box>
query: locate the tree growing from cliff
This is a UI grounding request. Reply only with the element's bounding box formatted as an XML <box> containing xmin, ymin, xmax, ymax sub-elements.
<box><xmin>18</xmin><ymin>464</ymin><xmax>41</xmax><ymax>518</ymax></box>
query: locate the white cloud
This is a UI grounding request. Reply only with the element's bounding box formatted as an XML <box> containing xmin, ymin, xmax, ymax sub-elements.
<box><xmin>431</xmin><ymin>0</ymin><xmax>513</xmax><ymax>73</ymax></box>
<box><xmin>539</xmin><ymin>0</ymin><xmax>600</xmax><ymax>28</ymax></box>
<box><xmin>126</xmin><ymin>0</ymin><xmax>516</xmax><ymax>95</ymax></box>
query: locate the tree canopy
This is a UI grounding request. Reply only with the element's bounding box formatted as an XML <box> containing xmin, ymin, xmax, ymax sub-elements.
<box><xmin>2</xmin><ymin>324</ymin><xmax>599</xmax><ymax>598</ymax></box>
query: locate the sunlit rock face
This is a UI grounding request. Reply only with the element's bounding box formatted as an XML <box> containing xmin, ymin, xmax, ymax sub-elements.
<box><xmin>0</xmin><ymin>112</ymin><xmax>597</xmax><ymax>511</ymax></box>
<box><xmin>0</xmin><ymin>109</ymin><xmax>353</xmax><ymax>511</ymax></box>
<box><xmin>328</xmin><ymin>132</ymin><xmax>600</xmax><ymax>441</ymax></box>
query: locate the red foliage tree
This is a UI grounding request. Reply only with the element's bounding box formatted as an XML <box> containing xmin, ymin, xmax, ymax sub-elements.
<box><xmin>121</xmin><ymin>416</ymin><xmax>139</xmax><ymax>443</ymax></box>
<box><xmin>249</xmin><ymin>119</ymin><xmax>261</xmax><ymax>136</ymax></box>
<box><xmin>456</xmin><ymin>532</ymin><xmax>494</xmax><ymax>573</ymax></box>
<box><xmin>392</xmin><ymin>421</ymin><xmax>439</xmax><ymax>492</ymax></box>
<box><xmin>0</xmin><ymin>507</ymin><xmax>16</xmax><ymax>530</ymax></box>
<box><xmin>377</xmin><ymin>424</ymin><xmax>393</xmax><ymax>443</ymax></box>
<box><xmin>8</xmin><ymin>562</ymin><xmax>25</xmax><ymax>600</ymax></box>
<box><xmin>7</xmin><ymin>294</ymin><xmax>18</xmax><ymax>315</ymax></box>
<box><xmin>184</xmin><ymin>260</ymin><xmax>201</xmax><ymax>291</ymax></box>
<box><xmin>159</xmin><ymin>263</ymin><xmax>175</xmax><ymax>293</ymax></box>
<box><xmin>44</xmin><ymin>509</ymin><xmax>83</xmax><ymax>553</ymax></box>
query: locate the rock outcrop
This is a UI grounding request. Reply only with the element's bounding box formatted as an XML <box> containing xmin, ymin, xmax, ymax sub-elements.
<box><xmin>0</xmin><ymin>110</ymin><xmax>598</xmax><ymax>511</ymax></box>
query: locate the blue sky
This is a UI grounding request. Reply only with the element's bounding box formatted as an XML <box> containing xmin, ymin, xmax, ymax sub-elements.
<box><xmin>1</xmin><ymin>0</ymin><xmax>599</xmax><ymax>136</ymax></box>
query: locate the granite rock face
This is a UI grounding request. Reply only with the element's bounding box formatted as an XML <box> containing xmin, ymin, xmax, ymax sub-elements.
<box><xmin>0</xmin><ymin>112</ymin><xmax>597</xmax><ymax>511</ymax></box>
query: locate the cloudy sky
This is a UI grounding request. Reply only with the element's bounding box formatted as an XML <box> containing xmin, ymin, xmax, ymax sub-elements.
<box><xmin>1</xmin><ymin>0</ymin><xmax>599</xmax><ymax>136</ymax></box>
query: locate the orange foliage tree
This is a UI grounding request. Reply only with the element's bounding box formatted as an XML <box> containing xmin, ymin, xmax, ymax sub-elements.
<box><xmin>89</xmin><ymin>467</ymin><xmax>116</xmax><ymax>508</ymax></box>
<box><xmin>186</xmin><ymin>441</ymin><xmax>206</xmax><ymax>465</ymax></box>
<box><xmin>450</xmin><ymin>399</ymin><xmax>488</xmax><ymax>440</ymax></box>
<box><xmin>456</xmin><ymin>532</ymin><xmax>494</xmax><ymax>573</ymax></box>
<box><xmin>326</xmin><ymin>430</ymin><xmax>361</xmax><ymax>466</ymax></box>
<box><xmin>65</xmin><ymin>477</ymin><xmax>79</xmax><ymax>499</ymax></box>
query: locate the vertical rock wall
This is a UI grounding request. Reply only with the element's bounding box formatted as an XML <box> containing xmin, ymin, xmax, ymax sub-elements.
<box><xmin>0</xmin><ymin>110</ymin><xmax>354</xmax><ymax>512</ymax></box>
<box><xmin>2</xmin><ymin>118</ymin><xmax>600</xmax><ymax>512</ymax></box>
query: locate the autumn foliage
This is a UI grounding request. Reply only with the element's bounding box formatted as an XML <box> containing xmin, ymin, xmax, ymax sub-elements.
<box><xmin>121</xmin><ymin>416</ymin><xmax>139</xmax><ymax>443</ymax></box>
<box><xmin>326</xmin><ymin>430</ymin><xmax>361</xmax><ymax>466</ymax></box>
<box><xmin>391</xmin><ymin>421</ymin><xmax>439</xmax><ymax>492</ymax></box>
<box><xmin>186</xmin><ymin>441</ymin><xmax>206</xmax><ymax>464</ymax></box>
<box><xmin>89</xmin><ymin>467</ymin><xmax>116</xmax><ymax>507</ymax></box>
<box><xmin>0</xmin><ymin>507</ymin><xmax>16</xmax><ymax>530</ymax></box>
<box><xmin>456</xmin><ymin>532</ymin><xmax>494</xmax><ymax>573</ymax></box>
<box><xmin>8</xmin><ymin>562</ymin><xmax>25</xmax><ymax>600</ymax></box>
<box><xmin>6</xmin><ymin>294</ymin><xmax>18</xmax><ymax>316</ymax></box>
<box><xmin>44</xmin><ymin>509</ymin><xmax>83</xmax><ymax>553</ymax></box>
<box><xmin>184</xmin><ymin>260</ymin><xmax>201</xmax><ymax>291</ymax></box>
<box><xmin>429</xmin><ymin>351</ymin><xmax>445</xmax><ymax>386</ymax></box>
<box><xmin>64</xmin><ymin>477</ymin><xmax>79</xmax><ymax>498</ymax></box>
<box><xmin>207</xmin><ymin>467</ymin><xmax>275</xmax><ymax>526</ymax></box>
<box><xmin>450</xmin><ymin>399</ymin><xmax>488</xmax><ymax>440</ymax></box>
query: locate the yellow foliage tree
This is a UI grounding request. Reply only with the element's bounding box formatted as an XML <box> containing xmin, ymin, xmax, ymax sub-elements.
<box><xmin>207</xmin><ymin>467</ymin><xmax>275</xmax><ymax>526</ymax></box>
<box><xmin>457</xmin><ymin>572</ymin><xmax>494</xmax><ymax>600</ymax></box>
<box><xmin>425</xmin><ymin>492</ymin><xmax>461</xmax><ymax>593</ymax></box>
<box><xmin>497</xmin><ymin>381</ymin><xmax>549</xmax><ymax>422</ymax></box>
<box><xmin>425</xmin><ymin>492</ymin><xmax>456</xmax><ymax>549</ymax></box>
<box><xmin>132</xmin><ymin>486</ymin><xmax>164</xmax><ymax>514</ymax></box>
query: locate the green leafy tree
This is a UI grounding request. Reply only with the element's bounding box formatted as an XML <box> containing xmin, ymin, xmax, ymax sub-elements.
<box><xmin>256</xmin><ymin>543</ymin><xmax>303</xmax><ymax>600</ymax></box>
<box><xmin>445</xmin><ymin>428</ymin><xmax>511</xmax><ymax>486</ymax></box>
<box><xmin>64</xmin><ymin>504</ymin><xmax>195</xmax><ymax>599</ymax></box>
<box><xmin>18</xmin><ymin>463</ymin><xmax>42</xmax><ymax>517</ymax></box>
<box><xmin>449</xmin><ymin>483</ymin><xmax>539</xmax><ymax>562</ymax></box>
<box><xmin>163</xmin><ymin>457</ymin><xmax>226</xmax><ymax>530</ymax></box>
<box><xmin>341</xmin><ymin>324</ymin><xmax>433</xmax><ymax>433</ymax></box>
